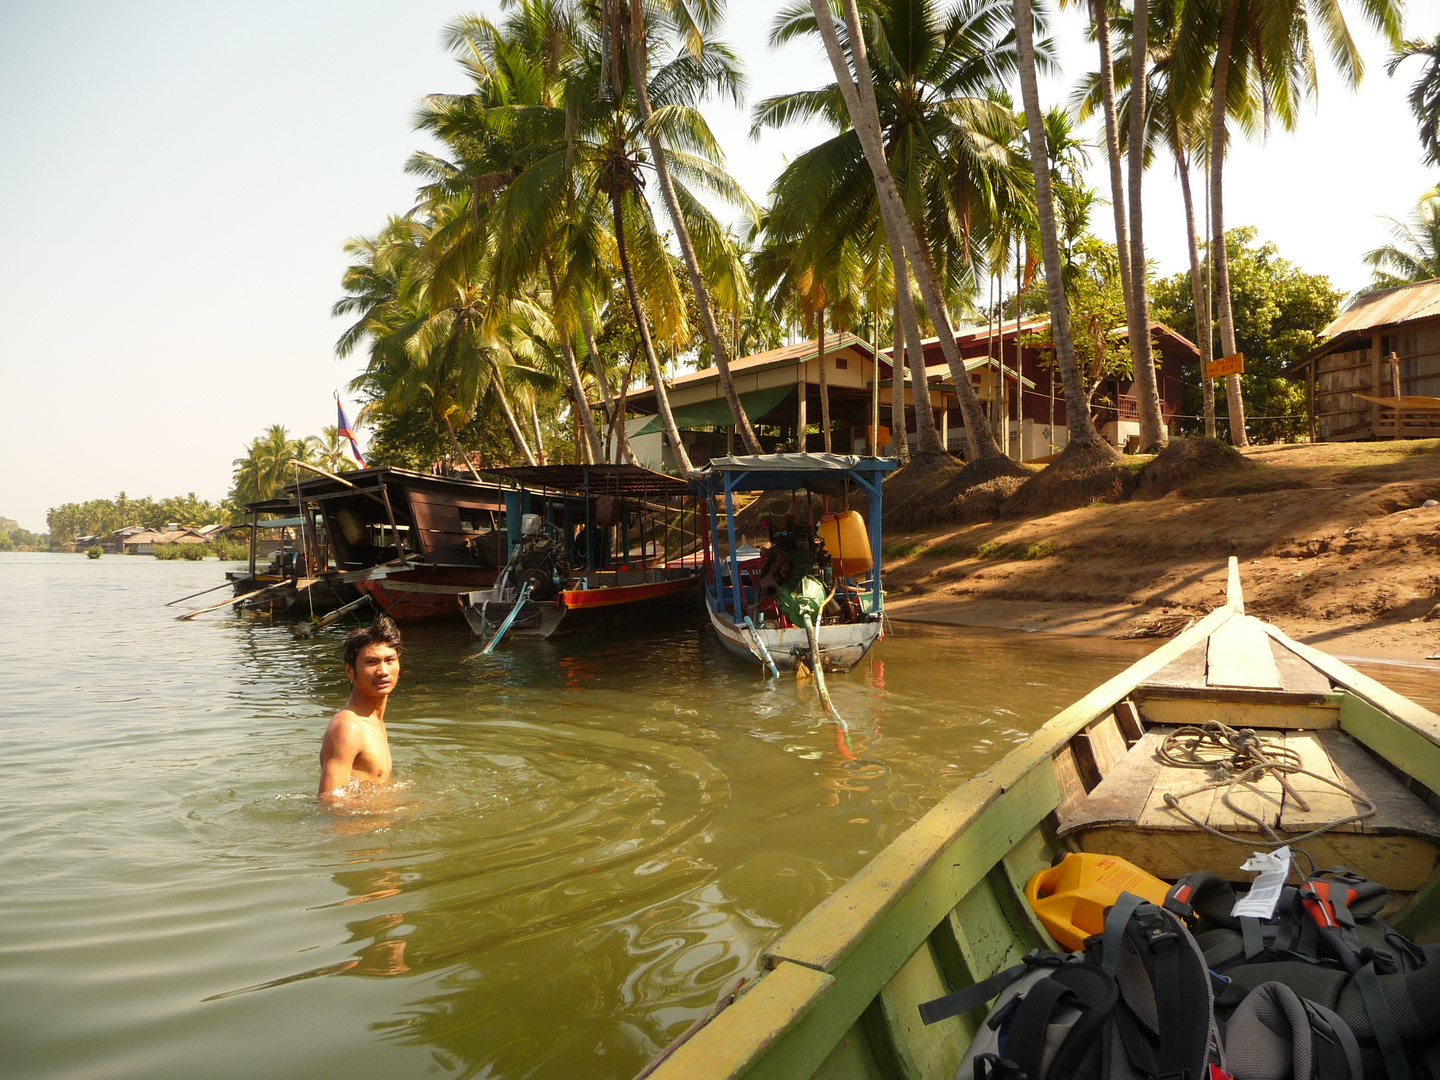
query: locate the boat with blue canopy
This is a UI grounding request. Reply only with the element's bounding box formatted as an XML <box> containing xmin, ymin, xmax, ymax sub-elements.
<box><xmin>689</xmin><ymin>453</ymin><xmax>897</xmax><ymax>674</ymax></box>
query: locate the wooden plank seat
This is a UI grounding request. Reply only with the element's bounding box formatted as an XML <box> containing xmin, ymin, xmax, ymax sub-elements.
<box><xmin>1056</xmin><ymin>725</ymin><xmax>1440</xmax><ymax>893</ymax></box>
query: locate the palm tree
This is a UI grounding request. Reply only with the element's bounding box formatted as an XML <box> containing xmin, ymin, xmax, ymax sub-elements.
<box><xmin>1179</xmin><ymin>0</ymin><xmax>1403</xmax><ymax>447</ymax></box>
<box><xmin>313</xmin><ymin>427</ymin><xmax>361</xmax><ymax>474</ymax></box>
<box><xmin>1076</xmin><ymin>0</ymin><xmax>1135</xmax><ymax>354</ymax></box>
<box><xmin>333</xmin><ymin>216</ymin><xmax>547</xmax><ymax>468</ymax></box>
<box><xmin>451</xmin><ymin>4</ymin><xmax>750</xmax><ymax>474</ymax></box>
<box><xmin>1075</xmin><ymin>4</ymin><xmax>1243</xmax><ymax>438</ymax></box>
<box><xmin>1011</xmin><ymin>0</ymin><xmax>1107</xmax><ymax>449</ymax></box>
<box><xmin>231</xmin><ymin>426</ymin><xmax>317</xmax><ymax>507</ymax></box>
<box><xmin>1388</xmin><ymin>33</ymin><xmax>1440</xmax><ymax>168</ymax></box>
<box><xmin>413</xmin><ymin>9</ymin><xmax>609</xmax><ymax>465</ymax></box>
<box><xmin>611</xmin><ymin>0</ymin><xmax>766</xmax><ymax>454</ymax></box>
<box><xmin>796</xmin><ymin>0</ymin><xmax>1034</xmax><ymax>465</ymax></box>
<box><xmin>1122</xmin><ymin>0</ymin><xmax>1167</xmax><ymax>450</ymax></box>
<box><xmin>1364</xmin><ymin>187</ymin><xmax>1440</xmax><ymax>289</ymax></box>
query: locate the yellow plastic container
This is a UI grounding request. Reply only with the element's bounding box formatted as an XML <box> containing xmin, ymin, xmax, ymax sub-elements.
<box><xmin>818</xmin><ymin>511</ymin><xmax>872</xmax><ymax>578</ymax></box>
<box><xmin>1024</xmin><ymin>853</ymin><xmax>1171</xmax><ymax>951</ymax></box>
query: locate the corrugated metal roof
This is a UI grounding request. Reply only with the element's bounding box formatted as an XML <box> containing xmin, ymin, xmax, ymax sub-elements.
<box><xmin>626</xmin><ymin>332</ymin><xmax>880</xmax><ymax>402</ymax></box>
<box><xmin>1321</xmin><ymin>278</ymin><xmax>1440</xmax><ymax>337</ymax></box>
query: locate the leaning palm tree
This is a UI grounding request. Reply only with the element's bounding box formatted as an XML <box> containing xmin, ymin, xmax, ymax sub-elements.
<box><xmin>1011</xmin><ymin>0</ymin><xmax>1108</xmax><ymax>450</ymax></box>
<box><xmin>458</xmin><ymin>5</ymin><xmax>750</xmax><ymax>474</ymax></box>
<box><xmin>608</xmin><ymin>0</ymin><xmax>766</xmax><ymax>454</ymax></box>
<box><xmin>1177</xmin><ymin>0</ymin><xmax>1403</xmax><ymax>447</ymax></box>
<box><xmin>1388</xmin><ymin>33</ymin><xmax>1440</xmax><ymax>168</ymax></box>
<box><xmin>1364</xmin><ymin>187</ymin><xmax>1440</xmax><ymax>290</ymax></box>
<box><xmin>772</xmin><ymin>0</ymin><xmax>1033</xmax><ymax>465</ymax></box>
<box><xmin>800</xmin><ymin>0</ymin><xmax>1036</xmax><ymax>466</ymax></box>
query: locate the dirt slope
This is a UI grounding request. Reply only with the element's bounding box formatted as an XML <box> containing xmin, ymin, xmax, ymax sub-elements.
<box><xmin>881</xmin><ymin>440</ymin><xmax>1440</xmax><ymax>661</ymax></box>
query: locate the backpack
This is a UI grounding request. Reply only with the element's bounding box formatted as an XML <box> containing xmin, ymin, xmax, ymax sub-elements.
<box><xmin>1164</xmin><ymin>868</ymin><xmax>1440</xmax><ymax>1080</ymax></box>
<box><xmin>919</xmin><ymin>893</ymin><xmax>1217</xmax><ymax>1080</ymax></box>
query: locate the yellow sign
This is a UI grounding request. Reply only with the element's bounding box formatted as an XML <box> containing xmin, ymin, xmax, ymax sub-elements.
<box><xmin>1206</xmin><ymin>353</ymin><xmax>1244</xmax><ymax>379</ymax></box>
<box><xmin>868</xmin><ymin>424</ymin><xmax>891</xmax><ymax>447</ymax></box>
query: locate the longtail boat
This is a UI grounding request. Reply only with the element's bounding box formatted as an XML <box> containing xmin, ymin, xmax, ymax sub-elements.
<box><xmin>461</xmin><ymin>464</ymin><xmax>701</xmax><ymax>641</ymax></box>
<box><xmin>239</xmin><ymin>467</ymin><xmax>511</xmax><ymax>622</ymax></box>
<box><xmin>690</xmin><ymin>454</ymin><xmax>897</xmax><ymax>673</ymax></box>
<box><xmin>640</xmin><ymin>558</ymin><xmax>1440</xmax><ymax>1080</ymax></box>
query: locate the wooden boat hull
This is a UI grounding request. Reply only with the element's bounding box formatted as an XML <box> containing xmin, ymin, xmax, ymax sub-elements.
<box><xmin>462</xmin><ymin>572</ymin><xmax>699</xmax><ymax>639</ymax></box>
<box><xmin>226</xmin><ymin>573</ymin><xmax>361</xmax><ymax>615</ymax></box>
<box><xmin>354</xmin><ymin>566</ymin><xmax>499</xmax><ymax>622</ymax></box>
<box><xmin>705</xmin><ymin>598</ymin><xmax>881</xmax><ymax>673</ymax></box>
<box><xmin>641</xmin><ymin>561</ymin><xmax>1440</xmax><ymax>1080</ymax></box>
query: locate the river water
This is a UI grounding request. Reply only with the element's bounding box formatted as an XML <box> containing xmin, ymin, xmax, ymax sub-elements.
<box><xmin>1</xmin><ymin>553</ymin><xmax>1431</xmax><ymax>1080</ymax></box>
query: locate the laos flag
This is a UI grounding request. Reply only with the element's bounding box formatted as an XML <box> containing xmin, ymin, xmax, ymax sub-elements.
<box><xmin>335</xmin><ymin>396</ymin><xmax>366</xmax><ymax>467</ymax></box>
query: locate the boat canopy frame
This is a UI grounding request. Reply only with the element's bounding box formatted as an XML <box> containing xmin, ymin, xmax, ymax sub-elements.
<box><xmin>486</xmin><ymin>463</ymin><xmax>700</xmax><ymax>577</ymax></box>
<box><xmin>689</xmin><ymin>454</ymin><xmax>897</xmax><ymax>623</ymax></box>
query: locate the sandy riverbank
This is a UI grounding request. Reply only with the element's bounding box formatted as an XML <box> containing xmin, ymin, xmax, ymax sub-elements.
<box><xmin>880</xmin><ymin>440</ymin><xmax>1440</xmax><ymax>668</ymax></box>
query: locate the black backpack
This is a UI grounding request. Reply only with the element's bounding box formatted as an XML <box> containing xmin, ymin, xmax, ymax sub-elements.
<box><xmin>1164</xmin><ymin>868</ymin><xmax>1440</xmax><ymax>1080</ymax></box>
<box><xmin>919</xmin><ymin>893</ymin><xmax>1216</xmax><ymax>1080</ymax></box>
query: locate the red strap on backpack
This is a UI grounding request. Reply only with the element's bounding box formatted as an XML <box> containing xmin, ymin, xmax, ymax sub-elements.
<box><xmin>1300</xmin><ymin>879</ymin><xmax>1359</xmax><ymax>930</ymax></box>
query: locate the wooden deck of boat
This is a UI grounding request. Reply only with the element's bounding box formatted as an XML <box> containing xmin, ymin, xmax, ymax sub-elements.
<box><xmin>1055</xmin><ymin>609</ymin><xmax>1440</xmax><ymax>895</ymax></box>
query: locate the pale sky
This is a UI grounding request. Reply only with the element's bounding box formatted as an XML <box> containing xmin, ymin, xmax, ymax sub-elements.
<box><xmin>1</xmin><ymin>0</ymin><xmax>1436</xmax><ymax>532</ymax></box>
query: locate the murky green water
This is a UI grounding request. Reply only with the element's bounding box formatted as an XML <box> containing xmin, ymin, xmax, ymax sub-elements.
<box><xmin>17</xmin><ymin>551</ymin><xmax>1406</xmax><ymax>1080</ymax></box>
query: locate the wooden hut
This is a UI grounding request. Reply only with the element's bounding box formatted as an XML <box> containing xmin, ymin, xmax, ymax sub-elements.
<box><xmin>1287</xmin><ymin>278</ymin><xmax>1440</xmax><ymax>441</ymax></box>
<box><xmin>620</xmin><ymin>335</ymin><xmax>907</xmax><ymax>470</ymax></box>
<box><xmin>620</xmin><ymin>321</ymin><xmax>1198</xmax><ymax>468</ymax></box>
<box><xmin>894</xmin><ymin>319</ymin><xmax>1197</xmax><ymax>458</ymax></box>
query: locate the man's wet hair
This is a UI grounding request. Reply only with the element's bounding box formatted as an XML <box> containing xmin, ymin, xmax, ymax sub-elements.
<box><xmin>343</xmin><ymin>616</ymin><xmax>403</xmax><ymax>669</ymax></box>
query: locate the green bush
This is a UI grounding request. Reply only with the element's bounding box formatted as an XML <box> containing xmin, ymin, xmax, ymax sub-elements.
<box><xmin>152</xmin><ymin>543</ymin><xmax>184</xmax><ymax>560</ymax></box>
<box><xmin>208</xmin><ymin>537</ymin><xmax>249</xmax><ymax>560</ymax></box>
<box><xmin>86</xmin><ymin>545</ymin><xmax>102</xmax><ymax>559</ymax></box>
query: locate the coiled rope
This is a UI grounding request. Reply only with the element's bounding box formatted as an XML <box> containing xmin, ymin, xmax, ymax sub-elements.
<box><xmin>1157</xmin><ymin>722</ymin><xmax>1377</xmax><ymax>854</ymax></box>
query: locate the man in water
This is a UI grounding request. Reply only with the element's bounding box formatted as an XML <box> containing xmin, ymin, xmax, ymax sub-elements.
<box><xmin>318</xmin><ymin>617</ymin><xmax>401</xmax><ymax>799</ymax></box>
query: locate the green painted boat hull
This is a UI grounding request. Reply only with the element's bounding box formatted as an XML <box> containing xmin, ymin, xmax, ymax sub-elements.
<box><xmin>640</xmin><ymin>562</ymin><xmax>1440</xmax><ymax>1080</ymax></box>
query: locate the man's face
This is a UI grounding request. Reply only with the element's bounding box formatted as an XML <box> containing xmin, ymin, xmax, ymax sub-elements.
<box><xmin>347</xmin><ymin>643</ymin><xmax>400</xmax><ymax>699</ymax></box>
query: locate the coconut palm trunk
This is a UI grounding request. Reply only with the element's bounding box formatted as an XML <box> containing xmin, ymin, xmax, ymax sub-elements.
<box><xmin>493</xmin><ymin>378</ymin><xmax>539</xmax><ymax>466</ymax></box>
<box><xmin>611</xmin><ymin>349</ymin><xmax>640</xmax><ymax>464</ymax></box>
<box><xmin>531</xmin><ymin>399</ymin><xmax>548</xmax><ymax>465</ymax></box>
<box><xmin>442</xmin><ymin>415</ymin><xmax>484</xmax><ymax>482</ymax></box>
<box><xmin>1176</xmin><ymin>145</ymin><xmax>1216</xmax><ymax>437</ymax></box>
<box><xmin>1012</xmin><ymin>0</ymin><xmax>1105</xmax><ymax>447</ymax></box>
<box><xmin>891</xmin><ymin>236</ymin><xmax>946</xmax><ymax>455</ymax></box>
<box><xmin>1126</xmin><ymin>0</ymin><xmax>1168</xmax><ymax>450</ymax></box>
<box><xmin>543</xmin><ymin>253</ymin><xmax>606</xmax><ymax>463</ymax></box>
<box><xmin>1209</xmin><ymin>0</ymin><xmax>1248</xmax><ymax>446</ymax></box>
<box><xmin>579</xmin><ymin>304</ymin><xmax>615</xmax><ymax>427</ymax></box>
<box><xmin>817</xmin><ymin>309</ymin><xmax>832</xmax><ymax>453</ymax></box>
<box><xmin>1094</xmin><ymin>0</ymin><xmax>1135</xmax><ymax>324</ymax></box>
<box><xmin>624</xmin><ymin>10</ymin><xmax>762</xmax><ymax>456</ymax></box>
<box><xmin>890</xmin><ymin>296</ymin><xmax>910</xmax><ymax>465</ymax></box>
<box><xmin>808</xmin><ymin>0</ymin><xmax>1004</xmax><ymax>463</ymax></box>
<box><xmin>609</xmin><ymin>187</ymin><xmax>693</xmax><ymax>474</ymax></box>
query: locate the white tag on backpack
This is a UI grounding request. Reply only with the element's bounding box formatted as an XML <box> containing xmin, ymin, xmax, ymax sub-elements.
<box><xmin>1230</xmin><ymin>846</ymin><xmax>1291</xmax><ymax>919</ymax></box>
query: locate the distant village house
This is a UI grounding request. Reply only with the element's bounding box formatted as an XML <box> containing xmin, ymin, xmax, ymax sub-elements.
<box><xmin>618</xmin><ymin>320</ymin><xmax>1199</xmax><ymax>470</ymax></box>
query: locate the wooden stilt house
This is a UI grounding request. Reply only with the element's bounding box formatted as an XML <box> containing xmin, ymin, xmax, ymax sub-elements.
<box><xmin>1288</xmin><ymin>278</ymin><xmax>1440</xmax><ymax>441</ymax></box>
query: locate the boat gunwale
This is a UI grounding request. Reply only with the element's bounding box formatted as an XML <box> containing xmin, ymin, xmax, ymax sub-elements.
<box><xmin>641</xmin><ymin>574</ymin><xmax>1440</xmax><ymax>1080</ymax></box>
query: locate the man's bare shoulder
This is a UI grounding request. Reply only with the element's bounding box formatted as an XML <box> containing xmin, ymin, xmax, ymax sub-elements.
<box><xmin>321</xmin><ymin>710</ymin><xmax>368</xmax><ymax>751</ymax></box>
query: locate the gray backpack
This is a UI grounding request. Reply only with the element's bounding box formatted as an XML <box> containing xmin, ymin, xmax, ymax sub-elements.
<box><xmin>920</xmin><ymin>894</ymin><xmax>1218</xmax><ymax>1080</ymax></box>
<box><xmin>1165</xmin><ymin>869</ymin><xmax>1440</xmax><ymax>1080</ymax></box>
